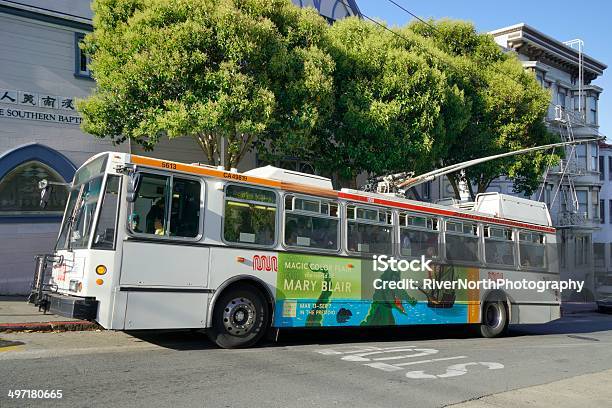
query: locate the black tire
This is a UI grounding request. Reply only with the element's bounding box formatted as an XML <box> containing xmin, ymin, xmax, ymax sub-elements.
<box><xmin>598</xmin><ymin>305</ymin><xmax>611</xmax><ymax>314</ymax></box>
<box><xmin>479</xmin><ymin>301</ymin><xmax>508</xmax><ymax>338</ymax></box>
<box><xmin>207</xmin><ymin>285</ymin><xmax>270</xmax><ymax>349</ymax></box>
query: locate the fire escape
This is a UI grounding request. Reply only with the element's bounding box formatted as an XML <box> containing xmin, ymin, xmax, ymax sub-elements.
<box><xmin>543</xmin><ymin>38</ymin><xmax>597</xmax><ymax>229</ymax></box>
<box><xmin>547</xmin><ymin>106</ymin><xmax>588</xmax><ymax>228</ymax></box>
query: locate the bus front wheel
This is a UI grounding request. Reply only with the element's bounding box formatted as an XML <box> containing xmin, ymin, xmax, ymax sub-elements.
<box><xmin>208</xmin><ymin>285</ymin><xmax>269</xmax><ymax>349</ymax></box>
<box><xmin>479</xmin><ymin>301</ymin><xmax>508</xmax><ymax>338</ymax></box>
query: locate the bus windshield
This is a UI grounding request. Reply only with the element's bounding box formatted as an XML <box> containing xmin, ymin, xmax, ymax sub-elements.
<box><xmin>56</xmin><ymin>177</ymin><xmax>103</xmax><ymax>250</ymax></box>
<box><xmin>56</xmin><ymin>155</ymin><xmax>108</xmax><ymax>250</ymax></box>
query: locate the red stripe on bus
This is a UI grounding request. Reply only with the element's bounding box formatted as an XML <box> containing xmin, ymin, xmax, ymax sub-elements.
<box><xmin>338</xmin><ymin>192</ymin><xmax>555</xmax><ymax>233</ymax></box>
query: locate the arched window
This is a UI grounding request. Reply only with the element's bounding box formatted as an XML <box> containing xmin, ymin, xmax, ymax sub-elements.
<box><xmin>0</xmin><ymin>161</ymin><xmax>69</xmax><ymax>215</ymax></box>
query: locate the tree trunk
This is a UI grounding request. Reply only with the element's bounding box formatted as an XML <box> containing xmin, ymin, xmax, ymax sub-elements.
<box><xmin>447</xmin><ymin>173</ymin><xmax>462</xmax><ymax>200</ymax></box>
<box><xmin>194</xmin><ymin>133</ymin><xmax>216</xmax><ymax>165</ymax></box>
<box><xmin>477</xmin><ymin>176</ymin><xmax>493</xmax><ymax>195</ymax></box>
<box><xmin>466</xmin><ymin>180</ymin><xmax>476</xmax><ymax>201</ymax></box>
<box><xmin>229</xmin><ymin>132</ymin><xmax>253</xmax><ymax>169</ymax></box>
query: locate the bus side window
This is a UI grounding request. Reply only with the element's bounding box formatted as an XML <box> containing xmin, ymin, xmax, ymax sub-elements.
<box><xmin>445</xmin><ymin>220</ymin><xmax>479</xmax><ymax>263</ymax></box>
<box><xmin>399</xmin><ymin>213</ymin><xmax>439</xmax><ymax>258</ymax></box>
<box><xmin>346</xmin><ymin>205</ymin><xmax>393</xmax><ymax>255</ymax></box>
<box><xmin>519</xmin><ymin>231</ymin><xmax>545</xmax><ymax>268</ymax></box>
<box><xmin>169</xmin><ymin>178</ymin><xmax>201</xmax><ymax>238</ymax></box>
<box><xmin>129</xmin><ymin>173</ymin><xmax>169</xmax><ymax>236</ymax></box>
<box><xmin>484</xmin><ymin>226</ymin><xmax>514</xmax><ymax>266</ymax></box>
<box><xmin>284</xmin><ymin>195</ymin><xmax>339</xmax><ymax>251</ymax></box>
<box><xmin>223</xmin><ymin>185</ymin><xmax>276</xmax><ymax>246</ymax></box>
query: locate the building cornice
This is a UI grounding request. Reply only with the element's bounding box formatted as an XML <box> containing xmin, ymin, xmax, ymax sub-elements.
<box><xmin>490</xmin><ymin>23</ymin><xmax>606</xmax><ymax>82</ymax></box>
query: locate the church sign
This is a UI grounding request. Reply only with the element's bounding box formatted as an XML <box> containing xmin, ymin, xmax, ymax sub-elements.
<box><xmin>0</xmin><ymin>88</ymin><xmax>82</xmax><ymax>125</ymax></box>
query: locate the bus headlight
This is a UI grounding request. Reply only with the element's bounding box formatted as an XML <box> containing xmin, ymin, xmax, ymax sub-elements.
<box><xmin>95</xmin><ymin>265</ymin><xmax>107</xmax><ymax>275</ymax></box>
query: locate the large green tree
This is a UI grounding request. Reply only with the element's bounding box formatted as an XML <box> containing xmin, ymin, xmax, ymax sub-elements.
<box><xmin>270</xmin><ymin>17</ymin><xmax>556</xmax><ymax>197</ymax></box>
<box><xmin>408</xmin><ymin>20</ymin><xmax>558</xmax><ymax>199</ymax></box>
<box><xmin>78</xmin><ymin>0</ymin><xmax>335</xmax><ymax>169</ymax></box>
<box><xmin>257</xmin><ymin>16</ymin><xmax>471</xmax><ymax>187</ymax></box>
<box><xmin>311</xmin><ymin>17</ymin><xmax>470</xmax><ymax>185</ymax></box>
<box><xmin>80</xmin><ymin>1</ymin><xmax>556</xmax><ymax>198</ymax></box>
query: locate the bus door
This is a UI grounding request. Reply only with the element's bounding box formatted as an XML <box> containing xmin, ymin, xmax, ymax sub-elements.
<box><xmin>118</xmin><ymin>172</ymin><xmax>209</xmax><ymax>329</ymax></box>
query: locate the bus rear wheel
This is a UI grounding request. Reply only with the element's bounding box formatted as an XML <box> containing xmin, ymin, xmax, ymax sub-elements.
<box><xmin>479</xmin><ymin>301</ymin><xmax>508</xmax><ymax>338</ymax></box>
<box><xmin>208</xmin><ymin>285</ymin><xmax>269</xmax><ymax>349</ymax></box>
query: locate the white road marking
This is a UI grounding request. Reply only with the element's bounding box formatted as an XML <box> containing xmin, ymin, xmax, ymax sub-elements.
<box><xmin>365</xmin><ymin>356</ymin><xmax>467</xmax><ymax>372</ymax></box>
<box><xmin>342</xmin><ymin>348</ymin><xmax>438</xmax><ymax>362</ymax></box>
<box><xmin>395</xmin><ymin>355</ymin><xmax>468</xmax><ymax>367</ymax></box>
<box><xmin>405</xmin><ymin>362</ymin><xmax>504</xmax><ymax>379</ymax></box>
<box><xmin>314</xmin><ymin>345</ymin><xmax>505</xmax><ymax>380</ymax></box>
<box><xmin>315</xmin><ymin>345</ymin><xmax>415</xmax><ymax>355</ymax></box>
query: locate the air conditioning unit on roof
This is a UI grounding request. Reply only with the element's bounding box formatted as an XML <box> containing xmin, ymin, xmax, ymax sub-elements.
<box><xmin>474</xmin><ymin>192</ymin><xmax>552</xmax><ymax>226</ymax></box>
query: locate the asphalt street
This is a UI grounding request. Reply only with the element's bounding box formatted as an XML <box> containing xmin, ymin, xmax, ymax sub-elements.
<box><xmin>1</xmin><ymin>312</ymin><xmax>612</xmax><ymax>408</ymax></box>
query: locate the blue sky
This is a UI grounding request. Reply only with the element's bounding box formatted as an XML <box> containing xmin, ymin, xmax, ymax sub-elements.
<box><xmin>356</xmin><ymin>0</ymin><xmax>611</xmax><ymax>139</ymax></box>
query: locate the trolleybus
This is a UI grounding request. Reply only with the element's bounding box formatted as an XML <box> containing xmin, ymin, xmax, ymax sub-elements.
<box><xmin>35</xmin><ymin>152</ymin><xmax>560</xmax><ymax>348</ymax></box>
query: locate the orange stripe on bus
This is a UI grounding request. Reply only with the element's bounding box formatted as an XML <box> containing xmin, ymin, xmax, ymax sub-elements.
<box><xmin>467</xmin><ymin>268</ymin><xmax>480</xmax><ymax>323</ymax></box>
<box><xmin>130</xmin><ymin>156</ymin><xmax>281</xmax><ymax>188</ymax></box>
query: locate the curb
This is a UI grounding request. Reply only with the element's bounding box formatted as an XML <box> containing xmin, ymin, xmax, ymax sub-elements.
<box><xmin>561</xmin><ymin>302</ymin><xmax>598</xmax><ymax>316</ymax></box>
<box><xmin>562</xmin><ymin>308</ymin><xmax>598</xmax><ymax>315</ymax></box>
<box><xmin>0</xmin><ymin>320</ymin><xmax>100</xmax><ymax>333</ymax></box>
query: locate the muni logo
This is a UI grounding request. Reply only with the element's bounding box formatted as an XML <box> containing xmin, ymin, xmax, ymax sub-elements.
<box><xmin>252</xmin><ymin>255</ymin><xmax>278</xmax><ymax>272</ymax></box>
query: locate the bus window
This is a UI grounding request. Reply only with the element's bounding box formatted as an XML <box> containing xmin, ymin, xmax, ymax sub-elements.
<box><xmin>445</xmin><ymin>220</ymin><xmax>479</xmax><ymax>263</ymax></box>
<box><xmin>92</xmin><ymin>175</ymin><xmax>121</xmax><ymax>249</ymax></box>
<box><xmin>129</xmin><ymin>173</ymin><xmax>169</xmax><ymax>236</ymax></box>
<box><xmin>223</xmin><ymin>185</ymin><xmax>276</xmax><ymax>246</ymax></box>
<box><xmin>346</xmin><ymin>204</ymin><xmax>392</xmax><ymax>254</ymax></box>
<box><xmin>66</xmin><ymin>176</ymin><xmax>104</xmax><ymax>249</ymax></box>
<box><xmin>519</xmin><ymin>231</ymin><xmax>545</xmax><ymax>268</ymax></box>
<box><xmin>399</xmin><ymin>213</ymin><xmax>439</xmax><ymax>258</ymax></box>
<box><xmin>169</xmin><ymin>178</ymin><xmax>201</xmax><ymax>238</ymax></box>
<box><xmin>484</xmin><ymin>226</ymin><xmax>514</xmax><ymax>266</ymax></box>
<box><xmin>284</xmin><ymin>195</ymin><xmax>339</xmax><ymax>251</ymax></box>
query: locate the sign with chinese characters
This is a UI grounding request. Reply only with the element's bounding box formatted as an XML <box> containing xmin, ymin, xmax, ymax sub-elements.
<box><xmin>0</xmin><ymin>88</ymin><xmax>81</xmax><ymax>125</ymax></box>
<box><xmin>0</xmin><ymin>107</ymin><xmax>82</xmax><ymax>125</ymax></box>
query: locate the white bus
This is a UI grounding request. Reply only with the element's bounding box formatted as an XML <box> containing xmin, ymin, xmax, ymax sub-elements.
<box><xmin>36</xmin><ymin>152</ymin><xmax>560</xmax><ymax>348</ymax></box>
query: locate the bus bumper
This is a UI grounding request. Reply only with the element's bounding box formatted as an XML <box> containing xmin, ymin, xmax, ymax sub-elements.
<box><xmin>43</xmin><ymin>292</ymin><xmax>98</xmax><ymax>321</ymax></box>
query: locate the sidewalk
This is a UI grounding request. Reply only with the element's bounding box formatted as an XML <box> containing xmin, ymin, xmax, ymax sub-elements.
<box><xmin>450</xmin><ymin>368</ymin><xmax>612</xmax><ymax>407</ymax></box>
<box><xmin>0</xmin><ymin>296</ymin><xmax>98</xmax><ymax>332</ymax></box>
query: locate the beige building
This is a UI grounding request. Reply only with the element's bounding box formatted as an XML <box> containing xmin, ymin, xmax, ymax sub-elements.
<box><xmin>593</xmin><ymin>141</ymin><xmax>612</xmax><ymax>287</ymax></box>
<box><xmin>492</xmin><ymin>24</ymin><xmax>607</xmax><ymax>301</ymax></box>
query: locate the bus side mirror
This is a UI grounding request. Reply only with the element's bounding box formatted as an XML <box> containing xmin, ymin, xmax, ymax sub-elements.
<box><xmin>126</xmin><ymin>172</ymin><xmax>141</xmax><ymax>202</ymax></box>
<box><xmin>39</xmin><ymin>179</ymin><xmax>51</xmax><ymax>208</ymax></box>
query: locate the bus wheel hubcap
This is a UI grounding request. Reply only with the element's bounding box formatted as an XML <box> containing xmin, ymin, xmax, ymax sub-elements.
<box><xmin>223</xmin><ymin>298</ymin><xmax>256</xmax><ymax>335</ymax></box>
<box><xmin>485</xmin><ymin>303</ymin><xmax>502</xmax><ymax>329</ymax></box>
